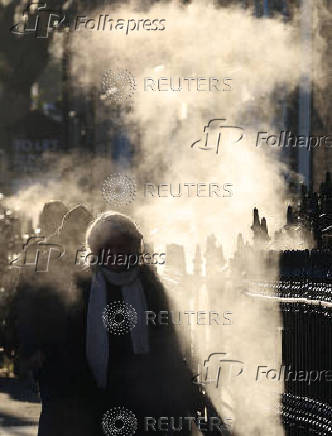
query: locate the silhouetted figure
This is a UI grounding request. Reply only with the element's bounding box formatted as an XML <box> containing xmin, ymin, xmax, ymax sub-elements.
<box><xmin>11</xmin><ymin>203</ymin><xmax>94</xmax><ymax>436</ymax></box>
<box><xmin>12</xmin><ymin>210</ymin><xmax>230</xmax><ymax>436</ymax></box>
<box><xmin>39</xmin><ymin>201</ymin><xmax>68</xmax><ymax>237</ymax></box>
<box><xmin>79</xmin><ymin>212</ymin><xmax>230</xmax><ymax>435</ymax></box>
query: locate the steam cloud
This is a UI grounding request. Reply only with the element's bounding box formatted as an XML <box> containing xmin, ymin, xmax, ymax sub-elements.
<box><xmin>6</xmin><ymin>0</ymin><xmax>329</xmax><ymax>435</ymax></box>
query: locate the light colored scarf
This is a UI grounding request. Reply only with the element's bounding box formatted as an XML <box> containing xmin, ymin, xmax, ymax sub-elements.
<box><xmin>86</xmin><ymin>266</ymin><xmax>149</xmax><ymax>389</ymax></box>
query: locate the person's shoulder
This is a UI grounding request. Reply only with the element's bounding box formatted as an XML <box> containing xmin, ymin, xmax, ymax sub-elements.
<box><xmin>139</xmin><ymin>264</ymin><xmax>169</xmax><ymax>308</ymax></box>
<box><xmin>73</xmin><ymin>270</ymin><xmax>92</xmax><ymax>302</ymax></box>
<box><xmin>74</xmin><ymin>269</ymin><xmax>91</xmax><ymax>287</ymax></box>
<box><xmin>139</xmin><ymin>264</ymin><xmax>162</xmax><ymax>288</ymax></box>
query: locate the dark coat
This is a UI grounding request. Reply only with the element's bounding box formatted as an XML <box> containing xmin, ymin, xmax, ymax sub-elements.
<box><xmin>13</xmin><ymin>265</ymin><xmax>230</xmax><ymax>436</ymax></box>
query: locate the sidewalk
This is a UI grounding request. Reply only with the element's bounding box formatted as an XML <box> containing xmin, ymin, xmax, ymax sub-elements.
<box><xmin>0</xmin><ymin>377</ymin><xmax>40</xmax><ymax>436</ymax></box>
